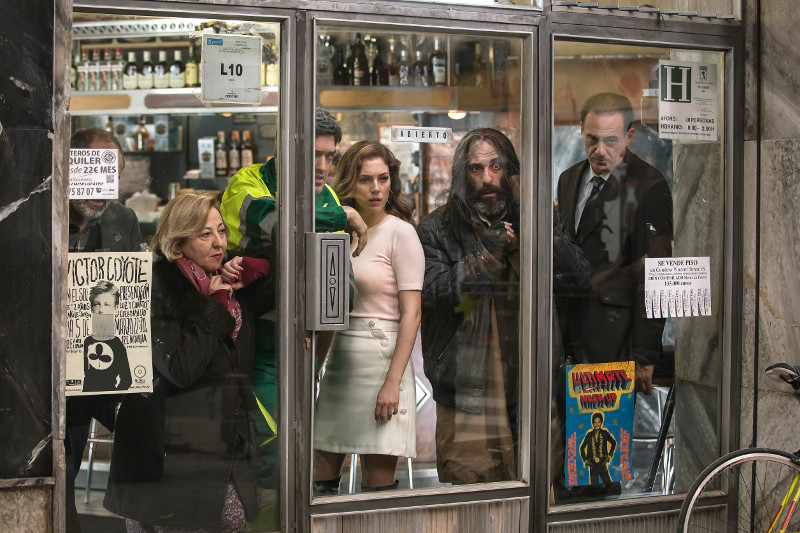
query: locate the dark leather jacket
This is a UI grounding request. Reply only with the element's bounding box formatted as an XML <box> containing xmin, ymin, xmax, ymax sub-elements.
<box><xmin>417</xmin><ymin>207</ymin><xmax>521</xmax><ymax>412</ymax></box>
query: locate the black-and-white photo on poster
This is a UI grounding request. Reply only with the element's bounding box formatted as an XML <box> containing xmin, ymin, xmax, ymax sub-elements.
<box><xmin>66</xmin><ymin>252</ymin><xmax>153</xmax><ymax>396</ymax></box>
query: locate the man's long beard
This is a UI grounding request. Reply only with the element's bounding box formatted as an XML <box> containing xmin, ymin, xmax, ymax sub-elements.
<box><xmin>468</xmin><ymin>184</ymin><xmax>507</xmax><ymax>217</ymax></box>
<box><xmin>72</xmin><ymin>199</ymin><xmax>110</xmax><ymax>222</ymax></box>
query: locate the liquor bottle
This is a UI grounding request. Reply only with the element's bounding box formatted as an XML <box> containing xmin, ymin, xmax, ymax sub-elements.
<box><xmin>370</xmin><ymin>39</ymin><xmax>386</xmax><ymax>86</ymax></box>
<box><xmin>100</xmin><ymin>48</ymin><xmax>112</xmax><ymax>90</ymax></box>
<box><xmin>169</xmin><ymin>50</ymin><xmax>186</xmax><ymax>88</ymax></box>
<box><xmin>215</xmin><ymin>131</ymin><xmax>228</xmax><ymax>178</ymax></box>
<box><xmin>473</xmin><ymin>43</ymin><xmax>486</xmax><ymax>89</ymax></box>
<box><xmin>344</xmin><ymin>45</ymin><xmax>354</xmax><ymax>85</ymax></box>
<box><xmin>386</xmin><ymin>39</ymin><xmax>400</xmax><ymax>85</ymax></box>
<box><xmin>228</xmin><ymin>131</ymin><xmax>241</xmax><ymax>175</ymax></box>
<box><xmin>138</xmin><ymin>51</ymin><xmax>154</xmax><ymax>90</ymax></box>
<box><xmin>316</xmin><ymin>34</ymin><xmax>334</xmax><ymax>86</ymax></box>
<box><xmin>105</xmin><ymin>116</ymin><xmax>114</xmax><ymax>134</ymax></box>
<box><xmin>352</xmin><ymin>34</ymin><xmax>368</xmax><ymax>86</ymax></box>
<box><xmin>110</xmin><ymin>48</ymin><xmax>124</xmax><ymax>91</ymax></box>
<box><xmin>77</xmin><ymin>49</ymin><xmax>89</xmax><ymax>91</ymax></box>
<box><xmin>71</xmin><ymin>52</ymin><xmax>79</xmax><ymax>90</ymax></box>
<box><xmin>122</xmin><ymin>51</ymin><xmax>139</xmax><ymax>90</ymax></box>
<box><xmin>153</xmin><ymin>50</ymin><xmax>170</xmax><ymax>89</ymax></box>
<box><xmin>135</xmin><ymin>115</ymin><xmax>149</xmax><ymax>152</ymax></box>
<box><xmin>397</xmin><ymin>49</ymin><xmax>410</xmax><ymax>86</ymax></box>
<box><xmin>332</xmin><ymin>46</ymin><xmax>347</xmax><ymax>86</ymax></box>
<box><xmin>264</xmin><ymin>44</ymin><xmax>279</xmax><ymax>87</ymax></box>
<box><xmin>430</xmin><ymin>36</ymin><xmax>447</xmax><ymax>87</ymax></box>
<box><xmin>185</xmin><ymin>42</ymin><xmax>199</xmax><ymax>88</ymax></box>
<box><xmin>240</xmin><ymin>130</ymin><xmax>255</xmax><ymax>168</ymax></box>
<box><xmin>412</xmin><ymin>49</ymin><xmax>430</xmax><ymax>87</ymax></box>
<box><xmin>365</xmin><ymin>36</ymin><xmax>378</xmax><ymax>86</ymax></box>
<box><xmin>88</xmin><ymin>48</ymin><xmax>101</xmax><ymax>91</ymax></box>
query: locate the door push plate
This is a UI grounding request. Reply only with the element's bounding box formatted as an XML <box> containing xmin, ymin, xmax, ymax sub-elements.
<box><xmin>305</xmin><ymin>232</ymin><xmax>350</xmax><ymax>331</ymax></box>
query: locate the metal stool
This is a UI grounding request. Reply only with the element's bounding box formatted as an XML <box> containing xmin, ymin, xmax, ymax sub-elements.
<box><xmin>639</xmin><ymin>383</ymin><xmax>676</xmax><ymax>494</ymax></box>
<box><xmin>84</xmin><ymin>418</ymin><xmax>114</xmax><ymax>503</ymax></box>
<box><xmin>347</xmin><ymin>454</ymin><xmax>413</xmax><ymax>493</ymax></box>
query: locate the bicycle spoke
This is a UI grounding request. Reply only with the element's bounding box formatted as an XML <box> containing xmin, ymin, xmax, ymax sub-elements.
<box><xmin>679</xmin><ymin>450</ymin><xmax>800</xmax><ymax>533</ymax></box>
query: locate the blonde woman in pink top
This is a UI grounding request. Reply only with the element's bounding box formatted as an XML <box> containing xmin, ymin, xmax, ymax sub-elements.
<box><xmin>313</xmin><ymin>141</ymin><xmax>424</xmax><ymax>495</ymax></box>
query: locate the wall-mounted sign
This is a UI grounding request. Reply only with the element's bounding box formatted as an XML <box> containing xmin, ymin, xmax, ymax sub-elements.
<box><xmin>658</xmin><ymin>60</ymin><xmax>719</xmax><ymax>141</ymax></box>
<box><xmin>644</xmin><ymin>256</ymin><xmax>712</xmax><ymax>318</ymax></box>
<box><xmin>201</xmin><ymin>33</ymin><xmax>262</xmax><ymax>104</ymax></box>
<box><xmin>391</xmin><ymin>126</ymin><xmax>452</xmax><ymax>143</ymax></box>
<box><xmin>69</xmin><ymin>148</ymin><xmax>119</xmax><ymax>199</ymax></box>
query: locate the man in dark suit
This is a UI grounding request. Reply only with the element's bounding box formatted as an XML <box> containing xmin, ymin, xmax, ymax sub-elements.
<box><xmin>556</xmin><ymin>92</ymin><xmax>673</xmax><ymax>396</ymax></box>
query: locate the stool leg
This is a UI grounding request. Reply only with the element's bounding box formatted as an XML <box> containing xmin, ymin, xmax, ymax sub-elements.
<box><xmin>406</xmin><ymin>457</ymin><xmax>413</xmax><ymax>489</ymax></box>
<box><xmin>348</xmin><ymin>454</ymin><xmax>358</xmax><ymax>494</ymax></box>
<box><xmin>84</xmin><ymin>419</ymin><xmax>98</xmax><ymax>504</ymax></box>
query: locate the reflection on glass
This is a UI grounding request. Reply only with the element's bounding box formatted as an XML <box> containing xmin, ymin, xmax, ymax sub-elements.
<box><xmin>551</xmin><ymin>41</ymin><xmax>724</xmax><ymax>504</ymax></box>
<box><xmin>313</xmin><ymin>25</ymin><xmax>523</xmax><ymax>495</ymax></box>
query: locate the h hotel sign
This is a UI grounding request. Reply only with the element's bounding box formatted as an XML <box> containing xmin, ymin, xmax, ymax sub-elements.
<box><xmin>657</xmin><ymin>59</ymin><xmax>718</xmax><ymax>141</ymax></box>
<box><xmin>660</xmin><ymin>65</ymin><xmax>692</xmax><ymax>103</ymax></box>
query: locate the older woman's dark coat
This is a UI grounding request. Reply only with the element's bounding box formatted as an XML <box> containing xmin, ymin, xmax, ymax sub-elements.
<box><xmin>103</xmin><ymin>258</ymin><xmax>271</xmax><ymax>529</ymax></box>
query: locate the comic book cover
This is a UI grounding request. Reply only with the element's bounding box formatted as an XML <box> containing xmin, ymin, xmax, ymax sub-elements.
<box><xmin>65</xmin><ymin>252</ymin><xmax>153</xmax><ymax>396</ymax></box>
<box><xmin>564</xmin><ymin>361</ymin><xmax>635</xmax><ymax>487</ymax></box>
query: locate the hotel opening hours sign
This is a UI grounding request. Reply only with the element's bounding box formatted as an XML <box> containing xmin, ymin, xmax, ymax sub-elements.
<box><xmin>201</xmin><ymin>33</ymin><xmax>262</xmax><ymax>104</ymax></box>
<box><xmin>658</xmin><ymin>60</ymin><xmax>719</xmax><ymax>142</ymax></box>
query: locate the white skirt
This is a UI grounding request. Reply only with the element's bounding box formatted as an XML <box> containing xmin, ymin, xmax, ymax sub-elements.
<box><xmin>314</xmin><ymin>317</ymin><xmax>416</xmax><ymax>457</ymax></box>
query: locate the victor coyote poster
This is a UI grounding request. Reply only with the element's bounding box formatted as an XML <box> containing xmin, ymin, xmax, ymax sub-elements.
<box><xmin>66</xmin><ymin>252</ymin><xmax>153</xmax><ymax>396</ymax></box>
<box><xmin>564</xmin><ymin>361</ymin><xmax>635</xmax><ymax>487</ymax></box>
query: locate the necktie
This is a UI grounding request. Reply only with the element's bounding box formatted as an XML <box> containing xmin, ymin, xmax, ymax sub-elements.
<box><xmin>578</xmin><ymin>176</ymin><xmax>603</xmax><ymax>229</ymax></box>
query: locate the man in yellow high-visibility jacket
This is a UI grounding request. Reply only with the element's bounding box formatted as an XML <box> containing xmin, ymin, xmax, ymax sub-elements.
<box><xmin>220</xmin><ymin>109</ymin><xmax>365</xmax><ymax>529</ymax></box>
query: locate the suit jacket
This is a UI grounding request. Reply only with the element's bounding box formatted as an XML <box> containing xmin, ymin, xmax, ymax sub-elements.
<box><xmin>98</xmin><ymin>201</ymin><xmax>142</xmax><ymax>252</ymax></box>
<box><xmin>556</xmin><ymin>150</ymin><xmax>673</xmax><ymax>366</ymax></box>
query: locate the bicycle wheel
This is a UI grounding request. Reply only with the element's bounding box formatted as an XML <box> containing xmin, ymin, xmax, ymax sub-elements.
<box><xmin>678</xmin><ymin>448</ymin><xmax>800</xmax><ymax>532</ymax></box>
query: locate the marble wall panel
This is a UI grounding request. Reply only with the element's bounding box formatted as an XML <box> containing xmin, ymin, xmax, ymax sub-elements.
<box><xmin>760</xmin><ymin>0</ymin><xmax>800</xmax><ymax>140</ymax></box>
<box><xmin>742</xmin><ymin>0</ymin><xmax>758</xmax><ymax>141</ymax></box>
<box><xmin>0</xmin><ymin>0</ymin><xmax>55</xmax><ymax>481</ymax></box>
<box><xmin>670</xmin><ymin>140</ymin><xmax>725</xmax><ymax>492</ymax></box>
<box><xmin>754</xmin><ymin>388</ymin><xmax>797</xmax><ymax>450</ymax></box>
<box><xmin>741</xmin><ymin>141</ymin><xmax>758</xmax><ymax>392</ymax></box>
<box><xmin>755</xmin><ymin>139</ymin><xmax>800</xmax><ymax>390</ymax></box>
<box><xmin>672</xmin><ymin>141</ymin><xmax>724</xmax><ymax>387</ymax></box>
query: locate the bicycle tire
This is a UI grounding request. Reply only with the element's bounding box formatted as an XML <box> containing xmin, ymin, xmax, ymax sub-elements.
<box><xmin>678</xmin><ymin>447</ymin><xmax>800</xmax><ymax>532</ymax></box>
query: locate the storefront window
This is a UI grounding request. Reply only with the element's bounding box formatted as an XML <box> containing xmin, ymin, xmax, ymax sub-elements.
<box><xmin>408</xmin><ymin>0</ymin><xmax>541</xmax><ymax>8</ymax></box>
<box><xmin>312</xmin><ymin>24</ymin><xmax>526</xmax><ymax>497</ymax></box>
<box><xmin>550</xmin><ymin>40</ymin><xmax>725</xmax><ymax>504</ymax></box>
<box><xmin>67</xmin><ymin>14</ymin><xmax>283</xmax><ymax>531</ymax></box>
<box><xmin>552</xmin><ymin>0</ymin><xmax>739</xmax><ymax>19</ymax></box>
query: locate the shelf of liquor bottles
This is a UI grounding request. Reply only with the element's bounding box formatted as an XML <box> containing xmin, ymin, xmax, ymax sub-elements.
<box><xmin>315</xmin><ymin>29</ymin><xmax>521</xmax><ymax>112</ymax></box>
<box><xmin>69</xmin><ymin>87</ymin><xmax>279</xmax><ymax>116</ymax></box>
<box><xmin>70</xmin><ymin>17</ymin><xmax>280</xmax><ymax>114</ymax></box>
